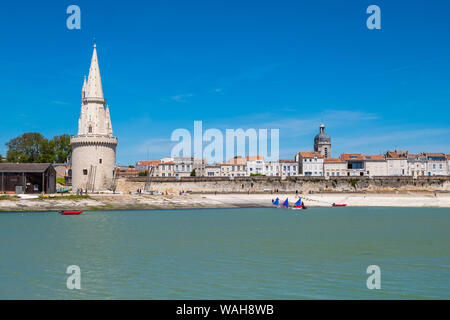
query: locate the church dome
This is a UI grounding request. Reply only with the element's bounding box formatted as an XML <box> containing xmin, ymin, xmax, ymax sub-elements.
<box><xmin>314</xmin><ymin>124</ymin><xmax>330</xmax><ymax>144</ymax></box>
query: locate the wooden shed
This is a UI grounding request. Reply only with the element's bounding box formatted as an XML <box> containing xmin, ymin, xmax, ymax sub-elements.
<box><xmin>0</xmin><ymin>163</ymin><xmax>56</xmax><ymax>194</ymax></box>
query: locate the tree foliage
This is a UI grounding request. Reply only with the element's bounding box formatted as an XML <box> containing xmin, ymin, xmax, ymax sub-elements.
<box><xmin>5</xmin><ymin>133</ymin><xmax>72</xmax><ymax>163</ymax></box>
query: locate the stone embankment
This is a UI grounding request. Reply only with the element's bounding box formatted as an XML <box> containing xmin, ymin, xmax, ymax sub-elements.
<box><xmin>116</xmin><ymin>176</ymin><xmax>450</xmax><ymax>194</ymax></box>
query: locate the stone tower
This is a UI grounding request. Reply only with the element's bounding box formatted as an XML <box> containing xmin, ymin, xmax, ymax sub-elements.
<box><xmin>314</xmin><ymin>124</ymin><xmax>331</xmax><ymax>159</ymax></box>
<box><xmin>70</xmin><ymin>44</ymin><xmax>118</xmax><ymax>192</ymax></box>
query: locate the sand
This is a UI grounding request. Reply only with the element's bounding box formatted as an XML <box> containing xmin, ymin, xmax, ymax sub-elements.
<box><xmin>1</xmin><ymin>192</ymin><xmax>450</xmax><ymax>211</ymax></box>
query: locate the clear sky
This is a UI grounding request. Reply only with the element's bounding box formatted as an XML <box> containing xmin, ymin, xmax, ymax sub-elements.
<box><xmin>0</xmin><ymin>0</ymin><xmax>449</xmax><ymax>165</ymax></box>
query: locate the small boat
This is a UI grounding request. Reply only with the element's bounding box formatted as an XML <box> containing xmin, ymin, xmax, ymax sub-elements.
<box><xmin>272</xmin><ymin>197</ymin><xmax>280</xmax><ymax>206</ymax></box>
<box><xmin>282</xmin><ymin>198</ymin><xmax>289</xmax><ymax>208</ymax></box>
<box><xmin>292</xmin><ymin>198</ymin><xmax>308</xmax><ymax>210</ymax></box>
<box><xmin>332</xmin><ymin>203</ymin><xmax>347</xmax><ymax>207</ymax></box>
<box><xmin>60</xmin><ymin>210</ymin><xmax>83</xmax><ymax>215</ymax></box>
<box><xmin>56</xmin><ymin>189</ymin><xmax>71</xmax><ymax>193</ymax></box>
<box><xmin>18</xmin><ymin>194</ymin><xmax>39</xmax><ymax>200</ymax></box>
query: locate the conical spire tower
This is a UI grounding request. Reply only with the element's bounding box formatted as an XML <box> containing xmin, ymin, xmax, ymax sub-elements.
<box><xmin>85</xmin><ymin>44</ymin><xmax>104</xmax><ymax>99</ymax></box>
<box><xmin>71</xmin><ymin>43</ymin><xmax>118</xmax><ymax>192</ymax></box>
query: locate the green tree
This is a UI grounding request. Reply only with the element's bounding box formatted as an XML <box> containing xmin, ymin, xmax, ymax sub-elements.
<box><xmin>6</xmin><ymin>133</ymin><xmax>46</xmax><ymax>163</ymax></box>
<box><xmin>39</xmin><ymin>138</ymin><xmax>56</xmax><ymax>163</ymax></box>
<box><xmin>51</xmin><ymin>134</ymin><xmax>72</xmax><ymax>163</ymax></box>
<box><xmin>190</xmin><ymin>169</ymin><xmax>196</xmax><ymax>177</ymax></box>
<box><xmin>5</xmin><ymin>133</ymin><xmax>72</xmax><ymax>163</ymax></box>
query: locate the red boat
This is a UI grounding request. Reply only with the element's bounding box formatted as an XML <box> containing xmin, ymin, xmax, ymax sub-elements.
<box><xmin>332</xmin><ymin>203</ymin><xmax>347</xmax><ymax>207</ymax></box>
<box><xmin>60</xmin><ymin>210</ymin><xmax>83</xmax><ymax>215</ymax></box>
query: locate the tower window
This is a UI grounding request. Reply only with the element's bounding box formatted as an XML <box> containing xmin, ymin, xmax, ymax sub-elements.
<box><xmin>99</xmin><ymin>159</ymin><xmax>102</xmax><ymax>164</ymax></box>
<box><xmin>88</xmin><ymin>126</ymin><xmax>92</xmax><ymax>133</ymax></box>
<box><xmin>83</xmin><ymin>169</ymin><xmax>88</xmax><ymax>175</ymax></box>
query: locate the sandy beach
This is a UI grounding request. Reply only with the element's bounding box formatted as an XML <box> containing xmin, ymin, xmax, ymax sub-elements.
<box><xmin>1</xmin><ymin>192</ymin><xmax>450</xmax><ymax>211</ymax></box>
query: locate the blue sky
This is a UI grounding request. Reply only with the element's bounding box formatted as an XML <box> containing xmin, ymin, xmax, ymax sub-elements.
<box><xmin>0</xmin><ymin>0</ymin><xmax>449</xmax><ymax>165</ymax></box>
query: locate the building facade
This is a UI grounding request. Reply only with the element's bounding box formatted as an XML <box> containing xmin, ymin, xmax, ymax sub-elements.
<box><xmin>279</xmin><ymin>159</ymin><xmax>298</xmax><ymax>178</ymax></box>
<box><xmin>298</xmin><ymin>152</ymin><xmax>324</xmax><ymax>176</ymax></box>
<box><xmin>424</xmin><ymin>153</ymin><xmax>447</xmax><ymax>176</ymax></box>
<box><xmin>407</xmin><ymin>153</ymin><xmax>427</xmax><ymax>177</ymax></box>
<box><xmin>246</xmin><ymin>156</ymin><xmax>265</xmax><ymax>175</ymax></box>
<box><xmin>71</xmin><ymin>44</ymin><xmax>118</xmax><ymax>192</ymax></box>
<box><xmin>363</xmin><ymin>155</ymin><xmax>387</xmax><ymax>177</ymax></box>
<box><xmin>265</xmin><ymin>162</ymin><xmax>280</xmax><ymax>177</ymax></box>
<box><xmin>340</xmin><ymin>153</ymin><xmax>365</xmax><ymax>176</ymax></box>
<box><xmin>323</xmin><ymin>158</ymin><xmax>346</xmax><ymax>177</ymax></box>
<box><xmin>385</xmin><ymin>150</ymin><xmax>408</xmax><ymax>176</ymax></box>
<box><xmin>0</xmin><ymin>163</ymin><xmax>56</xmax><ymax>194</ymax></box>
<box><xmin>204</xmin><ymin>164</ymin><xmax>221</xmax><ymax>177</ymax></box>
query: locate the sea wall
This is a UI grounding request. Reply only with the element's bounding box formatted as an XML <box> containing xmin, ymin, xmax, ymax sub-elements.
<box><xmin>116</xmin><ymin>176</ymin><xmax>450</xmax><ymax>194</ymax></box>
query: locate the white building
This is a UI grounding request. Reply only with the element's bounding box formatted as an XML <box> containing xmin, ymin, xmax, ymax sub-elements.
<box><xmin>265</xmin><ymin>162</ymin><xmax>280</xmax><ymax>177</ymax></box>
<box><xmin>156</xmin><ymin>161</ymin><xmax>174</xmax><ymax>177</ymax></box>
<box><xmin>323</xmin><ymin>158</ymin><xmax>346</xmax><ymax>177</ymax></box>
<box><xmin>172</xmin><ymin>157</ymin><xmax>193</xmax><ymax>178</ymax></box>
<box><xmin>204</xmin><ymin>164</ymin><xmax>221</xmax><ymax>177</ymax></box>
<box><xmin>280</xmin><ymin>159</ymin><xmax>298</xmax><ymax>178</ymax></box>
<box><xmin>407</xmin><ymin>153</ymin><xmax>427</xmax><ymax>177</ymax></box>
<box><xmin>298</xmin><ymin>152</ymin><xmax>324</xmax><ymax>176</ymax></box>
<box><xmin>219</xmin><ymin>163</ymin><xmax>232</xmax><ymax>177</ymax></box>
<box><xmin>227</xmin><ymin>157</ymin><xmax>247</xmax><ymax>177</ymax></box>
<box><xmin>363</xmin><ymin>155</ymin><xmax>387</xmax><ymax>177</ymax></box>
<box><xmin>340</xmin><ymin>153</ymin><xmax>365</xmax><ymax>176</ymax></box>
<box><xmin>193</xmin><ymin>158</ymin><xmax>207</xmax><ymax>177</ymax></box>
<box><xmin>385</xmin><ymin>150</ymin><xmax>408</xmax><ymax>176</ymax></box>
<box><xmin>70</xmin><ymin>44</ymin><xmax>118</xmax><ymax>192</ymax></box>
<box><xmin>424</xmin><ymin>153</ymin><xmax>447</xmax><ymax>176</ymax></box>
<box><xmin>246</xmin><ymin>156</ymin><xmax>265</xmax><ymax>176</ymax></box>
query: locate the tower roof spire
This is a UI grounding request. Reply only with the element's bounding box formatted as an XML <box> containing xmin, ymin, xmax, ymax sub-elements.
<box><xmin>85</xmin><ymin>43</ymin><xmax>104</xmax><ymax>99</ymax></box>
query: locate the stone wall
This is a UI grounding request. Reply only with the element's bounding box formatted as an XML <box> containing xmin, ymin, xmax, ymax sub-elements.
<box><xmin>116</xmin><ymin>176</ymin><xmax>450</xmax><ymax>194</ymax></box>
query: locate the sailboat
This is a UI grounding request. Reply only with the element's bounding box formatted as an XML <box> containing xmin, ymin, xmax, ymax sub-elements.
<box><xmin>282</xmin><ymin>198</ymin><xmax>289</xmax><ymax>208</ymax></box>
<box><xmin>272</xmin><ymin>197</ymin><xmax>280</xmax><ymax>206</ymax></box>
<box><xmin>291</xmin><ymin>197</ymin><xmax>308</xmax><ymax>210</ymax></box>
<box><xmin>292</xmin><ymin>198</ymin><xmax>302</xmax><ymax>209</ymax></box>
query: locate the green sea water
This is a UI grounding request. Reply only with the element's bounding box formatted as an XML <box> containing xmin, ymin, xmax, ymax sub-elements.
<box><xmin>0</xmin><ymin>207</ymin><xmax>449</xmax><ymax>299</ymax></box>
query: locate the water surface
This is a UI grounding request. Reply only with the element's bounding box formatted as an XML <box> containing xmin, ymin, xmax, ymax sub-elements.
<box><xmin>0</xmin><ymin>207</ymin><xmax>449</xmax><ymax>299</ymax></box>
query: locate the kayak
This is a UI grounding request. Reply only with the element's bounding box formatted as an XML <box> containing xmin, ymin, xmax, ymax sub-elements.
<box><xmin>332</xmin><ymin>204</ymin><xmax>347</xmax><ymax>207</ymax></box>
<box><xmin>61</xmin><ymin>210</ymin><xmax>83</xmax><ymax>215</ymax></box>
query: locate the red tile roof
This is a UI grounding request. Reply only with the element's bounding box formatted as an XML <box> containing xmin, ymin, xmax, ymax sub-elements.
<box><xmin>385</xmin><ymin>150</ymin><xmax>408</xmax><ymax>159</ymax></box>
<box><xmin>340</xmin><ymin>153</ymin><xmax>363</xmax><ymax>161</ymax></box>
<box><xmin>136</xmin><ymin>160</ymin><xmax>160</xmax><ymax>166</ymax></box>
<box><xmin>279</xmin><ymin>159</ymin><xmax>296</xmax><ymax>163</ymax></box>
<box><xmin>324</xmin><ymin>158</ymin><xmax>344</xmax><ymax>163</ymax></box>
<box><xmin>246</xmin><ymin>156</ymin><xmax>264</xmax><ymax>161</ymax></box>
<box><xmin>363</xmin><ymin>155</ymin><xmax>385</xmax><ymax>161</ymax></box>
<box><xmin>423</xmin><ymin>153</ymin><xmax>445</xmax><ymax>157</ymax></box>
<box><xmin>298</xmin><ymin>152</ymin><xmax>323</xmax><ymax>159</ymax></box>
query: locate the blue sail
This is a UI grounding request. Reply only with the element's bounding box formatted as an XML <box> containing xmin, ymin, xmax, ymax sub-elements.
<box><xmin>273</xmin><ymin>197</ymin><xmax>279</xmax><ymax>206</ymax></box>
<box><xmin>283</xmin><ymin>198</ymin><xmax>289</xmax><ymax>208</ymax></box>
<box><xmin>294</xmin><ymin>198</ymin><xmax>302</xmax><ymax>207</ymax></box>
